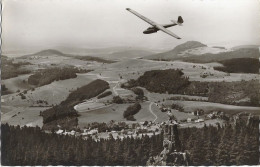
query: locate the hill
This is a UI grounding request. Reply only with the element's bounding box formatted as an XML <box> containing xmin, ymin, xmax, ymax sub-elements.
<box><xmin>180</xmin><ymin>48</ymin><xmax>259</xmax><ymax>63</ymax></box>
<box><xmin>28</xmin><ymin>67</ymin><xmax>92</xmax><ymax>87</ymax></box>
<box><xmin>1</xmin><ymin>56</ymin><xmax>31</xmax><ymax>80</ymax></box>
<box><xmin>232</xmin><ymin>45</ymin><xmax>259</xmax><ymax>50</ymax></box>
<box><xmin>20</xmin><ymin>49</ymin><xmax>115</xmax><ymax>63</ymax></box>
<box><xmin>144</xmin><ymin>41</ymin><xmax>259</xmax><ymax>63</ymax></box>
<box><xmin>214</xmin><ymin>58</ymin><xmax>260</xmax><ymax>74</ymax></box>
<box><xmin>123</xmin><ymin>69</ymin><xmax>260</xmax><ymax>106</ymax></box>
<box><xmin>145</xmin><ymin>41</ymin><xmax>207</xmax><ymax>60</ymax></box>
<box><xmin>42</xmin><ymin>79</ymin><xmax>109</xmax><ymax>130</ymax></box>
<box><xmin>103</xmin><ymin>49</ymin><xmax>155</xmax><ymax>60</ymax></box>
<box><xmin>55</xmin><ymin>46</ymin><xmax>156</xmax><ymax>55</ymax></box>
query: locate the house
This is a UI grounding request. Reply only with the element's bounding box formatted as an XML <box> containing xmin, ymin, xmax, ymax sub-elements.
<box><xmin>56</xmin><ymin>129</ymin><xmax>63</xmax><ymax>134</ymax></box>
<box><xmin>192</xmin><ymin>109</ymin><xmax>204</xmax><ymax>116</ymax></box>
<box><xmin>88</xmin><ymin>129</ymin><xmax>98</xmax><ymax>135</ymax></box>
<box><xmin>127</xmin><ymin>131</ymin><xmax>134</xmax><ymax>135</ymax></box>
<box><xmin>195</xmin><ymin>119</ymin><xmax>204</xmax><ymax>123</ymax></box>
<box><xmin>207</xmin><ymin>113</ymin><xmax>216</xmax><ymax>119</ymax></box>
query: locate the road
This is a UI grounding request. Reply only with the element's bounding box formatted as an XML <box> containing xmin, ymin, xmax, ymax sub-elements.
<box><xmin>112</xmin><ymin>82</ymin><xmax>120</xmax><ymax>96</ymax></box>
<box><xmin>149</xmin><ymin>102</ymin><xmax>158</xmax><ymax>122</ymax></box>
<box><xmin>146</xmin><ymin>91</ymin><xmax>160</xmax><ymax>122</ymax></box>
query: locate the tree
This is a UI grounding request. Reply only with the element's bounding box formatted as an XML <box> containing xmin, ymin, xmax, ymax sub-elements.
<box><xmin>112</xmin><ymin>96</ymin><xmax>124</xmax><ymax>104</ymax></box>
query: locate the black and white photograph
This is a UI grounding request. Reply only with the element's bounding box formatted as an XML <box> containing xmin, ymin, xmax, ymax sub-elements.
<box><xmin>1</xmin><ymin>0</ymin><xmax>260</xmax><ymax>166</ymax></box>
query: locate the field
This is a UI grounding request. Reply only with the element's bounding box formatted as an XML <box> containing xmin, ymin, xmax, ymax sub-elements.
<box><xmin>2</xmin><ymin>43</ymin><xmax>260</xmax><ymax>129</ymax></box>
<box><xmin>1</xmin><ymin>106</ymin><xmax>49</xmax><ymax>127</ymax></box>
<box><xmin>164</xmin><ymin>100</ymin><xmax>260</xmax><ymax>115</ymax></box>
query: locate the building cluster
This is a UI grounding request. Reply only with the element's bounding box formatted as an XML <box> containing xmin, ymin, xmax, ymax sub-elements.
<box><xmin>55</xmin><ymin>120</ymin><xmax>162</xmax><ymax>140</ymax></box>
<box><xmin>207</xmin><ymin>111</ymin><xmax>229</xmax><ymax>120</ymax></box>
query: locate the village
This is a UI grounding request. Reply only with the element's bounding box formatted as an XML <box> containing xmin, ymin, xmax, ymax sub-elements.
<box><xmin>53</xmin><ymin>107</ymin><xmax>231</xmax><ymax>141</ymax></box>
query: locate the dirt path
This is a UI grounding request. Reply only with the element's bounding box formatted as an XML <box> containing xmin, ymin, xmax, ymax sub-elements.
<box><xmin>149</xmin><ymin>102</ymin><xmax>158</xmax><ymax>122</ymax></box>
<box><xmin>112</xmin><ymin>82</ymin><xmax>120</xmax><ymax>96</ymax></box>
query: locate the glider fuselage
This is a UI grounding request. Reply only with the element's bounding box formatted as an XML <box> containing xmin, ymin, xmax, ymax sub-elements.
<box><xmin>143</xmin><ymin>23</ymin><xmax>177</xmax><ymax>34</ymax></box>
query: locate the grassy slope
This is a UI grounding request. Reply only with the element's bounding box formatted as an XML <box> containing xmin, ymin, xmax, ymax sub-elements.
<box><xmin>20</xmin><ymin>49</ymin><xmax>115</xmax><ymax>63</ymax></box>
<box><xmin>42</xmin><ymin>79</ymin><xmax>110</xmax><ymax>130</ymax></box>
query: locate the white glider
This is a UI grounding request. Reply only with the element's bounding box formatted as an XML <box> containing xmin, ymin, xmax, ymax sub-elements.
<box><xmin>126</xmin><ymin>8</ymin><xmax>183</xmax><ymax>39</ymax></box>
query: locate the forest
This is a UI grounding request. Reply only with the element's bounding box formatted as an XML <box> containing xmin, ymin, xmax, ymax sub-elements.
<box><xmin>28</xmin><ymin>67</ymin><xmax>92</xmax><ymax>87</ymax></box>
<box><xmin>97</xmin><ymin>91</ymin><xmax>112</xmax><ymax>99</ymax></box>
<box><xmin>208</xmin><ymin>80</ymin><xmax>260</xmax><ymax>106</ymax></box>
<box><xmin>1</xmin><ymin>56</ymin><xmax>31</xmax><ymax>80</ymax></box>
<box><xmin>123</xmin><ymin>69</ymin><xmax>260</xmax><ymax>106</ymax></box>
<box><xmin>42</xmin><ymin>79</ymin><xmax>109</xmax><ymax>130</ymax></box>
<box><xmin>73</xmin><ymin>55</ymin><xmax>116</xmax><ymax>64</ymax></box>
<box><xmin>1</xmin><ymin>117</ymin><xmax>258</xmax><ymax>166</ymax></box>
<box><xmin>214</xmin><ymin>58</ymin><xmax>260</xmax><ymax>74</ymax></box>
<box><xmin>123</xmin><ymin>103</ymin><xmax>142</xmax><ymax>121</ymax></box>
<box><xmin>122</xmin><ymin>69</ymin><xmax>190</xmax><ymax>94</ymax></box>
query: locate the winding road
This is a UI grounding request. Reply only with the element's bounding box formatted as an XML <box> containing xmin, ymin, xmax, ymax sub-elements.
<box><xmin>149</xmin><ymin>102</ymin><xmax>158</xmax><ymax>122</ymax></box>
<box><xmin>112</xmin><ymin>82</ymin><xmax>120</xmax><ymax>96</ymax></box>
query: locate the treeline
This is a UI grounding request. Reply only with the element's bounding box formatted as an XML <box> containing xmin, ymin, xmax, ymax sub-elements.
<box><xmin>214</xmin><ymin>58</ymin><xmax>260</xmax><ymax>74</ymax></box>
<box><xmin>1</xmin><ymin>84</ymin><xmax>12</xmax><ymax>95</ymax></box>
<box><xmin>208</xmin><ymin>80</ymin><xmax>260</xmax><ymax>106</ymax></box>
<box><xmin>178</xmin><ymin>117</ymin><xmax>259</xmax><ymax>166</ymax></box>
<box><xmin>123</xmin><ymin>103</ymin><xmax>142</xmax><ymax>121</ymax></box>
<box><xmin>42</xmin><ymin>79</ymin><xmax>109</xmax><ymax>130</ymax></box>
<box><xmin>2</xmin><ymin>56</ymin><xmax>31</xmax><ymax>80</ymax></box>
<box><xmin>1</xmin><ymin>123</ymin><xmax>163</xmax><ymax>166</ymax></box>
<box><xmin>180</xmin><ymin>48</ymin><xmax>260</xmax><ymax>63</ymax></box>
<box><xmin>74</xmin><ymin>56</ymin><xmax>116</xmax><ymax>64</ymax></box>
<box><xmin>122</xmin><ymin>69</ymin><xmax>190</xmax><ymax>94</ymax></box>
<box><xmin>97</xmin><ymin>91</ymin><xmax>112</xmax><ymax>99</ymax></box>
<box><xmin>1</xmin><ymin>117</ymin><xmax>259</xmax><ymax>166</ymax></box>
<box><xmin>131</xmin><ymin>87</ymin><xmax>145</xmax><ymax>100</ymax></box>
<box><xmin>28</xmin><ymin>67</ymin><xmax>92</xmax><ymax>87</ymax></box>
<box><xmin>123</xmin><ymin>69</ymin><xmax>260</xmax><ymax>106</ymax></box>
<box><xmin>122</xmin><ymin>69</ymin><xmax>208</xmax><ymax>96</ymax></box>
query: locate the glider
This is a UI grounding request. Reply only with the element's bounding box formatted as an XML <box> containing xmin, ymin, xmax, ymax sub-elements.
<box><xmin>126</xmin><ymin>8</ymin><xmax>183</xmax><ymax>39</ymax></box>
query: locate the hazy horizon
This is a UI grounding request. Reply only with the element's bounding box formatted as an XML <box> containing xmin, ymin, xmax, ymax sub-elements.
<box><xmin>2</xmin><ymin>0</ymin><xmax>260</xmax><ymax>55</ymax></box>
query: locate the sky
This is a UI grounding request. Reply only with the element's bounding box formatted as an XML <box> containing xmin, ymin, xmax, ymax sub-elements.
<box><xmin>2</xmin><ymin>0</ymin><xmax>260</xmax><ymax>55</ymax></box>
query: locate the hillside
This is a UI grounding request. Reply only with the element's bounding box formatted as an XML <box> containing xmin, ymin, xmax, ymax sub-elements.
<box><xmin>28</xmin><ymin>67</ymin><xmax>91</xmax><ymax>87</ymax></box>
<box><xmin>123</xmin><ymin>69</ymin><xmax>260</xmax><ymax>106</ymax></box>
<box><xmin>180</xmin><ymin>48</ymin><xmax>259</xmax><ymax>63</ymax></box>
<box><xmin>144</xmin><ymin>41</ymin><xmax>259</xmax><ymax>63</ymax></box>
<box><xmin>145</xmin><ymin>41</ymin><xmax>206</xmax><ymax>60</ymax></box>
<box><xmin>1</xmin><ymin>56</ymin><xmax>31</xmax><ymax>80</ymax></box>
<box><xmin>55</xmin><ymin>46</ymin><xmax>159</xmax><ymax>56</ymax></box>
<box><xmin>232</xmin><ymin>45</ymin><xmax>259</xmax><ymax>50</ymax></box>
<box><xmin>214</xmin><ymin>58</ymin><xmax>260</xmax><ymax>74</ymax></box>
<box><xmin>42</xmin><ymin>79</ymin><xmax>110</xmax><ymax>130</ymax></box>
<box><xmin>20</xmin><ymin>49</ymin><xmax>115</xmax><ymax>63</ymax></box>
<box><xmin>103</xmin><ymin>49</ymin><xmax>155</xmax><ymax>60</ymax></box>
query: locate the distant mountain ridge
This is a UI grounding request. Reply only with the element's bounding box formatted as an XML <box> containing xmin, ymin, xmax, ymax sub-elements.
<box><xmin>20</xmin><ymin>49</ymin><xmax>115</xmax><ymax>63</ymax></box>
<box><xmin>20</xmin><ymin>48</ymin><xmax>156</xmax><ymax>61</ymax></box>
<box><xmin>20</xmin><ymin>49</ymin><xmax>69</xmax><ymax>58</ymax></box>
<box><xmin>171</xmin><ymin>41</ymin><xmax>207</xmax><ymax>53</ymax></box>
<box><xmin>232</xmin><ymin>45</ymin><xmax>259</xmax><ymax>50</ymax></box>
<box><xmin>144</xmin><ymin>41</ymin><xmax>260</xmax><ymax>63</ymax></box>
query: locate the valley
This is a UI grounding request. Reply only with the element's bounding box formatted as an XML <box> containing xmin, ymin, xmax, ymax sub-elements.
<box><xmin>1</xmin><ymin>41</ymin><xmax>260</xmax><ymax>131</ymax></box>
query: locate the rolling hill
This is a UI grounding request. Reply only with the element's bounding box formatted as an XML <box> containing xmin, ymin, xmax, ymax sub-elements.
<box><xmin>144</xmin><ymin>41</ymin><xmax>259</xmax><ymax>63</ymax></box>
<box><xmin>102</xmin><ymin>49</ymin><xmax>155</xmax><ymax>60</ymax></box>
<box><xmin>19</xmin><ymin>49</ymin><xmax>115</xmax><ymax>63</ymax></box>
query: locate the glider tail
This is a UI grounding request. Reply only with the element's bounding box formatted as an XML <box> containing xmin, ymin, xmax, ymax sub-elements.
<box><xmin>171</xmin><ymin>16</ymin><xmax>184</xmax><ymax>26</ymax></box>
<box><xmin>177</xmin><ymin>16</ymin><xmax>184</xmax><ymax>24</ymax></box>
